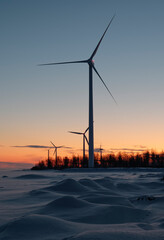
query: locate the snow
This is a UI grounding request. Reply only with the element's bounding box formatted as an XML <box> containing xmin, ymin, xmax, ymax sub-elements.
<box><xmin>0</xmin><ymin>168</ymin><xmax>164</xmax><ymax>240</ymax></box>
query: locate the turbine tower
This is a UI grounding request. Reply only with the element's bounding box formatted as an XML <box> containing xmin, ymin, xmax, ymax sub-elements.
<box><xmin>69</xmin><ymin>127</ymin><xmax>89</xmax><ymax>163</ymax></box>
<box><xmin>39</xmin><ymin>16</ymin><xmax>116</xmax><ymax>168</ymax></box>
<box><xmin>50</xmin><ymin>141</ymin><xmax>63</xmax><ymax>167</ymax></box>
<box><xmin>47</xmin><ymin>148</ymin><xmax>50</xmax><ymax>161</ymax></box>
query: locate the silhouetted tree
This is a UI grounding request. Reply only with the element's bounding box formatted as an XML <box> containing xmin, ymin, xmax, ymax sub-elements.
<box><xmin>81</xmin><ymin>156</ymin><xmax>88</xmax><ymax>168</ymax></box>
<box><xmin>159</xmin><ymin>152</ymin><xmax>164</xmax><ymax>167</ymax></box>
<box><xmin>155</xmin><ymin>154</ymin><xmax>160</xmax><ymax>167</ymax></box>
<box><xmin>46</xmin><ymin>158</ymin><xmax>54</xmax><ymax>169</ymax></box>
<box><xmin>63</xmin><ymin>157</ymin><xmax>69</xmax><ymax>168</ymax></box>
<box><xmin>31</xmin><ymin>150</ymin><xmax>164</xmax><ymax>170</ymax></box>
<box><xmin>135</xmin><ymin>153</ymin><xmax>143</xmax><ymax>167</ymax></box>
<box><xmin>151</xmin><ymin>151</ymin><xmax>156</xmax><ymax>167</ymax></box>
<box><xmin>106</xmin><ymin>154</ymin><xmax>116</xmax><ymax>167</ymax></box>
<box><xmin>143</xmin><ymin>151</ymin><xmax>150</xmax><ymax>167</ymax></box>
<box><xmin>129</xmin><ymin>154</ymin><xmax>135</xmax><ymax>167</ymax></box>
<box><xmin>118</xmin><ymin>152</ymin><xmax>123</xmax><ymax>167</ymax></box>
<box><xmin>70</xmin><ymin>156</ymin><xmax>79</xmax><ymax>168</ymax></box>
<box><xmin>31</xmin><ymin>160</ymin><xmax>46</xmax><ymax>170</ymax></box>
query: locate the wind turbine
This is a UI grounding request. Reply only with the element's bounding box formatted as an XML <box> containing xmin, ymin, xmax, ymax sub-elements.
<box><xmin>50</xmin><ymin>141</ymin><xmax>63</xmax><ymax>167</ymax></box>
<box><xmin>99</xmin><ymin>145</ymin><xmax>104</xmax><ymax>161</ymax></box>
<box><xmin>39</xmin><ymin>16</ymin><xmax>117</xmax><ymax>168</ymax></box>
<box><xmin>69</xmin><ymin>127</ymin><xmax>89</xmax><ymax>163</ymax></box>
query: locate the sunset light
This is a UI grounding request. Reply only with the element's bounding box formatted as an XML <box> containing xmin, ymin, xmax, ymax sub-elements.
<box><xmin>1</xmin><ymin>1</ymin><xmax>164</xmax><ymax>167</ymax></box>
<box><xmin>0</xmin><ymin>2</ymin><xmax>164</xmax><ymax>239</ymax></box>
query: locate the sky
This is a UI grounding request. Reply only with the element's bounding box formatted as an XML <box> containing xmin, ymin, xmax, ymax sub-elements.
<box><xmin>0</xmin><ymin>0</ymin><xmax>164</xmax><ymax>165</ymax></box>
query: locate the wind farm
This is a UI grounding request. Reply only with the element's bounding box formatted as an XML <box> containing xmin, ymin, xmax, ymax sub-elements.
<box><xmin>1</xmin><ymin>1</ymin><xmax>164</xmax><ymax>240</ymax></box>
<box><xmin>1</xmin><ymin>0</ymin><xmax>164</xmax><ymax>165</ymax></box>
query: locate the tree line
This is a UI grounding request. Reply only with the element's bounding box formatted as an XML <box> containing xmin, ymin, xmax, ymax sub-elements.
<box><xmin>31</xmin><ymin>150</ymin><xmax>164</xmax><ymax>170</ymax></box>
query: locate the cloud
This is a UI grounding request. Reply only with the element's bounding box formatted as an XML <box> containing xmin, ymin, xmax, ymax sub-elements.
<box><xmin>109</xmin><ymin>147</ymin><xmax>148</xmax><ymax>152</ymax></box>
<box><xmin>133</xmin><ymin>145</ymin><xmax>147</xmax><ymax>149</ymax></box>
<box><xmin>0</xmin><ymin>161</ymin><xmax>33</xmax><ymax>169</ymax></box>
<box><xmin>12</xmin><ymin>145</ymin><xmax>72</xmax><ymax>149</ymax></box>
<box><xmin>64</xmin><ymin>149</ymin><xmax>77</xmax><ymax>155</ymax></box>
<box><xmin>12</xmin><ymin>145</ymin><xmax>52</xmax><ymax>149</ymax></box>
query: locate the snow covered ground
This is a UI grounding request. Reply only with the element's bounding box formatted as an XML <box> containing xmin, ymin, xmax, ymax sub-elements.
<box><xmin>0</xmin><ymin>168</ymin><xmax>164</xmax><ymax>240</ymax></box>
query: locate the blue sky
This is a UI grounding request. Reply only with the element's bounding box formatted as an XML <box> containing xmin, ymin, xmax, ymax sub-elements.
<box><xmin>0</xmin><ymin>0</ymin><xmax>164</xmax><ymax>163</ymax></box>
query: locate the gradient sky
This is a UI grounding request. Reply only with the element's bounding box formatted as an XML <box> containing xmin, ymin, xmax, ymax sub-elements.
<box><xmin>1</xmin><ymin>0</ymin><xmax>164</xmax><ymax>164</ymax></box>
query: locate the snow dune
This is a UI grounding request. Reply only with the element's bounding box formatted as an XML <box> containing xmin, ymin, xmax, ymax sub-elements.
<box><xmin>45</xmin><ymin>178</ymin><xmax>89</xmax><ymax>193</ymax></box>
<box><xmin>0</xmin><ymin>168</ymin><xmax>164</xmax><ymax>239</ymax></box>
<box><xmin>16</xmin><ymin>174</ymin><xmax>49</xmax><ymax>179</ymax></box>
<box><xmin>0</xmin><ymin>214</ymin><xmax>81</xmax><ymax>240</ymax></box>
<box><xmin>65</xmin><ymin>229</ymin><xmax>164</xmax><ymax>240</ymax></box>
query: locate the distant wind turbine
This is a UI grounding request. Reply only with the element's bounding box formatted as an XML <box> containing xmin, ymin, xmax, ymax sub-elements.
<box><xmin>99</xmin><ymin>145</ymin><xmax>104</xmax><ymax>161</ymax></box>
<box><xmin>50</xmin><ymin>141</ymin><xmax>64</xmax><ymax>167</ymax></box>
<box><xmin>69</xmin><ymin>127</ymin><xmax>89</xmax><ymax>162</ymax></box>
<box><xmin>39</xmin><ymin>15</ymin><xmax>117</xmax><ymax>168</ymax></box>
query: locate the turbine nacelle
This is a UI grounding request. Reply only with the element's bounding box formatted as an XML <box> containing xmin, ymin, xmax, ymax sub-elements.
<box><xmin>87</xmin><ymin>58</ymin><xmax>95</xmax><ymax>66</ymax></box>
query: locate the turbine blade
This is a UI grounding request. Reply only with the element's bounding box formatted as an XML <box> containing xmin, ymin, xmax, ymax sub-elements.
<box><xmin>90</xmin><ymin>15</ymin><xmax>115</xmax><ymax>59</ymax></box>
<box><xmin>84</xmin><ymin>127</ymin><xmax>89</xmax><ymax>134</ymax></box>
<box><xmin>93</xmin><ymin>65</ymin><xmax>117</xmax><ymax>105</ymax></box>
<box><xmin>38</xmin><ymin>60</ymin><xmax>87</xmax><ymax>66</ymax></box>
<box><xmin>57</xmin><ymin>145</ymin><xmax>64</xmax><ymax>148</ymax></box>
<box><xmin>68</xmin><ymin>131</ymin><xmax>83</xmax><ymax>135</ymax></box>
<box><xmin>50</xmin><ymin>141</ymin><xmax>56</xmax><ymax>148</ymax></box>
<box><xmin>84</xmin><ymin>135</ymin><xmax>89</xmax><ymax>145</ymax></box>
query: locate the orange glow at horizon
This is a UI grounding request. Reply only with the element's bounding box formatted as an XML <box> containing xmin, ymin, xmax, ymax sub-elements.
<box><xmin>1</xmin><ymin>111</ymin><xmax>164</xmax><ymax>165</ymax></box>
<box><xmin>1</xmin><ymin>141</ymin><xmax>164</xmax><ymax>166</ymax></box>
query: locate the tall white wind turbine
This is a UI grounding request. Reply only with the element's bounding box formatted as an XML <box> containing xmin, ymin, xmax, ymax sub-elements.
<box><xmin>39</xmin><ymin>16</ymin><xmax>116</xmax><ymax>168</ymax></box>
<box><xmin>69</xmin><ymin>127</ymin><xmax>89</xmax><ymax>162</ymax></box>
